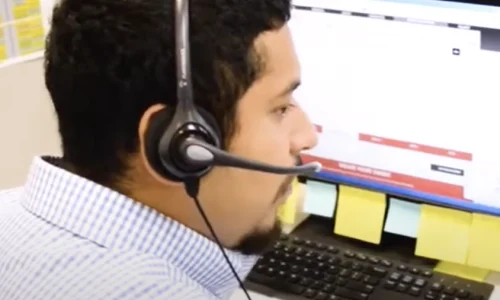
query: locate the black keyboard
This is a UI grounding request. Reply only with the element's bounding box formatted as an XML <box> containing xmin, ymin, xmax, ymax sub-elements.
<box><xmin>246</xmin><ymin>235</ymin><xmax>494</xmax><ymax>300</ymax></box>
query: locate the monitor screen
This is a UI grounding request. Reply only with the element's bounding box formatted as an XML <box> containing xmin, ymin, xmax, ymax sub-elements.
<box><xmin>291</xmin><ymin>0</ymin><xmax>500</xmax><ymax>215</ymax></box>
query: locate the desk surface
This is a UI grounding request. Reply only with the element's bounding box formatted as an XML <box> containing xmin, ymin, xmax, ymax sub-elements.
<box><xmin>230</xmin><ymin>272</ymin><xmax>500</xmax><ymax>300</ymax></box>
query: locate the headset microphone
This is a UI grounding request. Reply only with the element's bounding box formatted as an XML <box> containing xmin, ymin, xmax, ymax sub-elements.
<box><xmin>181</xmin><ymin>137</ymin><xmax>322</xmax><ymax>175</ymax></box>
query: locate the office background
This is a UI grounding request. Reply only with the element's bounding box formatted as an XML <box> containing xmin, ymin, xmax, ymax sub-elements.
<box><xmin>0</xmin><ymin>59</ymin><xmax>60</xmax><ymax>189</ymax></box>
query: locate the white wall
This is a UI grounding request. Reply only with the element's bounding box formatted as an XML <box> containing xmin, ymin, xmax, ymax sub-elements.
<box><xmin>0</xmin><ymin>59</ymin><xmax>61</xmax><ymax>188</ymax></box>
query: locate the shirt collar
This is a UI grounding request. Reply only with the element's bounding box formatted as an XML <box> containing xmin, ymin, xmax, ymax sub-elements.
<box><xmin>21</xmin><ymin>156</ymin><xmax>258</xmax><ymax>298</ymax></box>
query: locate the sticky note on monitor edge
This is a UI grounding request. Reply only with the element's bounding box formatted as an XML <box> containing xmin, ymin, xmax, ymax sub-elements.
<box><xmin>467</xmin><ymin>213</ymin><xmax>500</xmax><ymax>272</ymax></box>
<box><xmin>435</xmin><ymin>261</ymin><xmax>489</xmax><ymax>282</ymax></box>
<box><xmin>334</xmin><ymin>185</ymin><xmax>386</xmax><ymax>244</ymax></box>
<box><xmin>303</xmin><ymin>180</ymin><xmax>337</xmax><ymax>218</ymax></box>
<box><xmin>278</xmin><ymin>178</ymin><xmax>300</xmax><ymax>224</ymax></box>
<box><xmin>384</xmin><ymin>198</ymin><xmax>421</xmax><ymax>238</ymax></box>
<box><xmin>415</xmin><ymin>205</ymin><xmax>471</xmax><ymax>264</ymax></box>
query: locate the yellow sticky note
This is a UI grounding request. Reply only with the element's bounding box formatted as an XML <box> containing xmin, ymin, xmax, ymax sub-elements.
<box><xmin>415</xmin><ymin>205</ymin><xmax>471</xmax><ymax>264</ymax></box>
<box><xmin>12</xmin><ymin>0</ymin><xmax>41</xmax><ymax>19</ymax></box>
<box><xmin>435</xmin><ymin>261</ymin><xmax>489</xmax><ymax>282</ymax></box>
<box><xmin>334</xmin><ymin>185</ymin><xmax>386</xmax><ymax>244</ymax></box>
<box><xmin>14</xmin><ymin>17</ymin><xmax>45</xmax><ymax>55</ymax></box>
<box><xmin>467</xmin><ymin>213</ymin><xmax>500</xmax><ymax>272</ymax></box>
<box><xmin>0</xmin><ymin>45</ymin><xmax>6</xmax><ymax>61</ymax></box>
<box><xmin>0</xmin><ymin>27</ymin><xmax>5</xmax><ymax>61</ymax></box>
<box><xmin>278</xmin><ymin>179</ymin><xmax>300</xmax><ymax>225</ymax></box>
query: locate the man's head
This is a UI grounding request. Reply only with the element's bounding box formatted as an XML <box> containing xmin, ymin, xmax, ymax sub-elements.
<box><xmin>45</xmin><ymin>0</ymin><xmax>318</xmax><ymax>254</ymax></box>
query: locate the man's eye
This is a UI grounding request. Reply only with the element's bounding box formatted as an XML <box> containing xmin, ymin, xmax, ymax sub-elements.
<box><xmin>276</xmin><ymin>104</ymin><xmax>294</xmax><ymax>116</ymax></box>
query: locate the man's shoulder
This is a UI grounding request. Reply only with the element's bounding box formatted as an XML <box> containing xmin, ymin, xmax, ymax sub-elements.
<box><xmin>0</xmin><ymin>187</ymin><xmax>24</xmax><ymax>217</ymax></box>
<box><xmin>0</xmin><ymin>246</ymin><xmax>214</xmax><ymax>300</ymax></box>
<box><xmin>0</xmin><ymin>187</ymin><xmax>23</xmax><ymax>202</ymax></box>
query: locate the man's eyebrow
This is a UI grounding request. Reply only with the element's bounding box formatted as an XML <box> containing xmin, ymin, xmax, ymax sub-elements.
<box><xmin>275</xmin><ymin>80</ymin><xmax>301</xmax><ymax>99</ymax></box>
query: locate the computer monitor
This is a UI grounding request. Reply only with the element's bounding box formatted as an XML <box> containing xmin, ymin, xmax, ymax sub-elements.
<box><xmin>291</xmin><ymin>0</ymin><xmax>500</xmax><ymax>216</ymax></box>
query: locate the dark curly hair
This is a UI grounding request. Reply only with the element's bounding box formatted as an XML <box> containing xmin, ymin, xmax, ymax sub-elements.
<box><xmin>44</xmin><ymin>0</ymin><xmax>291</xmax><ymax>188</ymax></box>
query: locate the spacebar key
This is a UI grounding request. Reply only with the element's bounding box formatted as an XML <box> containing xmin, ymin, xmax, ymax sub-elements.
<box><xmin>335</xmin><ymin>287</ymin><xmax>369</xmax><ymax>300</ymax></box>
<box><xmin>248</xmin><ymin>274</ymin><xmax>304</xmax><ymax>295</ymax></box>
<box><xmin>278</xmin><ymin>283</ymin><xmax>305</xmax><ymax>295</ymax></box>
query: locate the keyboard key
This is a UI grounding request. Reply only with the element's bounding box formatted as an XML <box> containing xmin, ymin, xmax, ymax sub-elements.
<box><xmin>312</xmin><ymin>271</ymin><xmax>323</xmax><ymax>280</ymax></box>
<box><xmin>311</xmin><ymin>281</ymin><xmax>323</xmax><ymax>289</ymax></box>
<box><xmin>344</xmin><ymin>250</ymin><xmax>355</xmax><ymax>258</ymax></box>
<box><xmin>346</xmin><ymin>281</ymin><xmax>374</xmax><ymax>293</ymax></box>
<box><xmin>328</xmin><ymin>257</ymin><xmax>341</xmax><ymax>265</ymax></box>
<box><xmin>425</xmin><ymin>292</ymin><xmax>438</xmax><ymax>300</ymax></box>
<box><xmin>317</xmin><ymin>262</ymin><xmax>328</xmax><ymax>271</ymax></box>
<box><xmin>315</xmin><ymin>242</ymin><xmax>326</xmax><ymax>250</ymax></box>
<box><xmin>355</xmin><ymin>253</ymin><xmax>367</xmax><ymax>261</ymax></box>
<box><xmin>363</xmin><ymin>275</ymin><xmax>379</xmax><ymax>285</ymax></box>
<box><xmin>422</xmin><ymin>270</ymin><xmax>433</xmax><ymax>277</ymax></box>
<box><xmin>380</xmin><ymin>260</ymin><xmax>392</xmax><ymax>267</ymax></box>
<box><xmin>299</xmin><ymin>278</ymin><xmax>313</xmax><ymax>287</ymax></box>
<box><xmin>315</xmin><ymin>292</ymin><xmax>328</xmax><ymax>300</ymax></box>
<box><xmin>383</xmin><ymin>280</ymin><xmax>396</xmax><ymax>289</ymax></box>
<box><xmin>410</xmin><ymin>267</ymin><xmax>420</xmax><ymax>275</ymax></box>
<box><xmin>306</xmin><ymin>259</ymin><xmax>317</xmax><ymax>268</ymax></box>
<box><xmin>397</xmin><ymin>265</ymin><xmax>408</xmax><ymax>271</ymax></box>
<box><xmin>303</xmin><ymin>288</ymin><xmax>317</xmax><ymax>298</ymax></box>
<box><xmin>351</xmin><ymin>272</ymin><xmax>363</xmax><ymax>281</ymax></box>
<box><xmin>265</xmin><ymin>267</ymin><xmax>276</xmax><ymax>276</ymax></box>
<box><xmin>339</xmin><ymin>269</ymin><xmax>351</xmax><ymax>277</ymax></box>
<box><xmin>327</xmin><ymin>246</ymin><xmax>339</xmax><ymax>254</ymax></box>
<box><xmin>277</xmin><ymin>270</ymin><xmax>286</xmax><ymax>278</ymax></box>
<box><xmin>351</xmin><ymin>263</ymin><xmax>363</xmax><ymax>271</ymax></box>
<box><xmin>287</xmin><ymin>273</ymin><xmax>299</xmax><ymax>283</ymax></box>
<box><xmin>316</xmin><ymin>255</ymin><xmax>327</xmax><ymax>262</ymax></box>
<box><xmin>290</xmin><ymin>265</ymin><xmax>300</xmax><ymax>273</ymax></box>
<box><xmin>444</xmin><ymin>286</ymin><xmax>457</xmax><ymax>295</ymax></box>
<box><xmin>368</xmin><ymin>266</ymin><xmax>387</xmax><ymax>277</ymax></box>
<box><xmin>368</xmin><ymin>257</ymin><xmax>379</xmax><ymax>264</ymax></box>
<box><xmin>280</xmin><ymin>283</ymin><xmax>305</xmax><ymax>295</ymax></box>
<box><xmin>341</xmin><ymin>260</ymin><xmax>353</xmax><ymax>268</ymax></box>
<box><xmin>335</xmin><ymin>287</ymin><xmax>369</xmax><ymax>300</ymax></box>
<box><xmin>396</xmin><ymin>283</ymin><xmax>408</xmax><ymax>292</ymax></box>
<box><xmin>456</xmin><ymin>289</ymin><xmax>469</xmax><ymax>298</ymax></box>
<box><xmin>414</xmin><ymin>278</ymin><xmax>427</xmax><ymax>287</ymax></box>
<box><xmin>337</xmin><ymin>278</ymin><xmax>348</xmax><ymax>286</ymax></box>
<box><xmin>324</xmin><ymin>274</ymin><xmax>336</xmax><ymax>284</ymax></box>
<box><xmin>274</xmin><ymin>242</ymin><xmax>284</xmax><ymax>249</ymax></box>
<box><xmin>389</xmin><ymin>272</ymin><xmax>402</xmax><ymax>281</ymax></box>
<box><xmin>327</xmin><ymin>266</ymin><xmax>340</xmax><ymax>275</ymax></box>
<box><xmin>409</xmin><ymin>286</ymin><xmax>421</xmax><ymax>296</ymax></box>
<box><xmin>401</xmin><ymin>275</ymin><xmax>413</xmax><ymax>284</ymax></box>
<box><xmin>430</xmin><ymin>283</ymin><xmax>443</xmax><ymax>292</ymax></box>
<box><xmin>322</xmin><ymin>284</ymin><xmax>335</xmax><ymax>293</ymax></box>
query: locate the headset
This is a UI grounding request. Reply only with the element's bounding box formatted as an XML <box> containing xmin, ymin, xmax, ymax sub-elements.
<box><xmin>144</xmin><ymin>0</ymin><xmax>322</xmax><ymax>298</ymax></box>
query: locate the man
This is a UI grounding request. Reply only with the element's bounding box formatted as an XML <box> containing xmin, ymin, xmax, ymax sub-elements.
<box><xmin>0</xmin><ymin>0</ymin><xmax>317</xmax><ymax>299</ymax></box>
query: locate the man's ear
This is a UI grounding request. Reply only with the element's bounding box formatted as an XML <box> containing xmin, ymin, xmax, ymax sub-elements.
<box><xmin>138</xmin><ymin>104</ymin><xmax>181</xmax><ymax>186</ymax></box>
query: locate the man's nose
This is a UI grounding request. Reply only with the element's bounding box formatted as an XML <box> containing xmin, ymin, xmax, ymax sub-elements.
<box><xmin>290</xmin><ymin>108</ymin><xmax>319</xmax><ymax>155</ymax></box>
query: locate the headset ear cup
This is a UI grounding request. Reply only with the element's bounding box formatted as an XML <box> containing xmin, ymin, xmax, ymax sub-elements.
<box><xmin>195</xmin><ymin>106</ymin><xmax>222</xmax><ymax>144</ymax></box>
<box><xmin>144</xmin><ymin>108</ymin><xmax>175</xmax><ymax>179</ymax></box>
